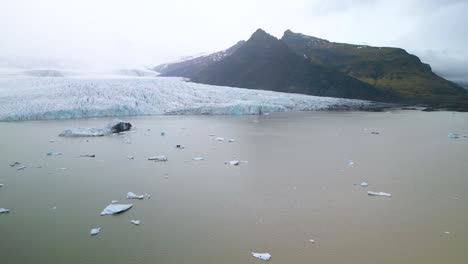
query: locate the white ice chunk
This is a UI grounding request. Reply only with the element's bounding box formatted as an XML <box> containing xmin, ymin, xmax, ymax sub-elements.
<box><xmin>127</xmin><ymin>155</ymin><xmax>135</xmax><ymax>160</ymax></box>
<box><xmin>251</xmin><ymin>252</ymin><xmax>271</xmax><ymax>261</ymax></box>
<box><xmin>17</xmin><ymin>166</ymin><xmax>27</xmax><ymax>170</ymax></box>
<box><xmin>90</xmin><ymin>228</ymin><xmax>101</xmax><ymax>235</ymax></box>
<box><xmin>46</xmin><ymin>152</ymin><xmax>62</xmax><ymax>156</ymax></box>
<box><xmin>228</xmin><ymin>139</ymin><xmax>235</xmax><ymax>142</ymax></box>
<box><xmin>226</xmin><ymin>160</ymin><xmax>240</xmax><ymax>166</ymax></box>
<box><xmin>131</xmin><ymin>220</ymin><xmax>141</xmax><ymax>225</ymax></box>
<box><xmin>111</xmin><ymin>200</ymin><xmax>119</xmax><ymax>204</ymax></box>
<box><xmin>215</xmin><ymin>137</ymin><xmax>225</xmax><ymax>141</ymax></box>
<box><xmin>368</xmin><ymin>191</ymin><xmax>391</xmax><ymax>197</ymax></box>
<box><xmin>148</xmin><ymin>155</ymin><xmax>168</xmax><ymax>161</ymax></box>
<box><xmin>0</xmin><ymin>208</ymin><xmax>10</xmax><ymax>213</ymax></box>
<box><xmin>100</xmin><ymin>203</ymin><xmax>133</xmax><ymax>215</ymax></box>
<box><xmin>448</xmin><ymin>133</ymin><xmax>459</xmax><ymax>139</ymax></box>
<box><xmin>347</xmin><ymin>160</ymin><xmax>354</xmax><ymax>166</ymax></box>
<box><xmin>127</xmin><ymin>192</ymin><xmax>144</xmax><ymax>199</ymax></box>
<box><xmin>192</xmin><ymin>157</ymin><xmax>205</xmax><ymax>161</ymax></box>
<box><xmin>360</xmin><ymin>182</ymin><xmax>369</xmax><ymax>187</ymax></box>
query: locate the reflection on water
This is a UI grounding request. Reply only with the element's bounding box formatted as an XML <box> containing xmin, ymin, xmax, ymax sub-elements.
<box><xmin>0</xmin><ymin>111</ymin><xmax>467</xmax><ymax>264</ymax></box>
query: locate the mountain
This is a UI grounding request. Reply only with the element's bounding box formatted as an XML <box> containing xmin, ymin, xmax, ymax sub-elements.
<box><xmin>154</xmin><ymin>41</ymin><xmax>245</xmax><ymax>78</ymax></box>
<box><xmin>157</xmin><ymin>29</ymin><xmax>396</xmax><ymax>102</ymax></box>
<box><xmin>281</xmin><ymin>30</ymin><xmax>467</xmax><ymax>104</ymax></box>
<box><xmin>155</xmin><ymin>28</ymin><xmax>468</xmax><ymax>110</ymax></box>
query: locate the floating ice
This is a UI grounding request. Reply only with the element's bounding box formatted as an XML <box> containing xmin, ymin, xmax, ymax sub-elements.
<box><xmin>90</xmin><ymin>228</ymin><xmax>101</xmax><ymax>235</ymax></box>
<box><xmin>0</xmin><ymin>76</ymin><xmax>373</xmax><ymax>121</ymax></box>
<box><xmin>111</xmin><ymin>200</ymin><xmax>119</xmax><ymax>204</ymax></box>
<box><xmin>215</xmin><ymin>137</ymin><xmax>225</xmax><ymax>141</ymax></box>
<box><xmin>359</xmin><ymin>182</ymin><xmax>369</xmax><ymax>187</ymax></box>
<box><xmin>309</xmin><ymin>239</ymin><xmax>315</xmax><ymax>243</ymax></box>
<box><xmin>448</xmin><ymin>196</ymin><xmax>460</xmax><ymax>200</ymax></box>
<box><xmin>251</xmin><ymin>252</ymin><xmax>271</xmax><ymax>261</ymax></box>
<box><xmin>46</xmin><ymin>152</ymin><xmax>62</xmax><ymax>156</ymax></box>
<box><xmin>100</xmin><ymin>203</ymin><xmax>133</xmax><ymax>215</ymax></box>
<box><xmin>228</xmin><ymin>139</ymin><xmax>235</xmax><ymax>142</ymax></box>
<box><xmin>127</xmin><ymin>192</ymin><xmax>144</xmax><ymax>199</ymax></box>
<box><xmin>192</xmin><ymin>157</ymin><xmax>204</xmax><ymax>161</ymax></box>
<box><xmin>347</xmin><ymin>160</ymin><xmax>354</xmax><ymax>166</ymax></box>
<box><xmin>127</xmin><ymin>155</ymin><xmax>135</xmax><ymax>160</ymax></box>
<box><xmin>226</xmin><ymin>160</ymin><xmax>240</xmax><ymax>166</ymax></box>
<box><xmin>148</xmin><ymin>155</ymin><xmax>168</xmax><ymax>161</ymax></box>
<box><xmin>9</xmin><ymin>161</ymin><xmax>21</xmax><ymax>167</ymax></box>
<box><xmin>59</xmin><ymin>121</ymin><xmax>131</xmax><ymax>137</ymax></box>
<box><xmin>448</xmin><ymin>133</ymin><xmax>459</xmax><ymax>139</ymax></box>
<box><xmin>0</xmin><ymin>184</ymin><xmax>3</xmax><ymax>187</ymax></box>
<box><xmin>368</xmin><ymin>191</ymin><xmax>391</xmax><ymax>197</ymax></box>
<box><xmin>131</xmin><ymin>220</ymin><xmax>141</xmax><ymax>225</ymax></box>
<box><xmin>0</xmin><ymin>208</ymin><xmax>10</xmax><ymax>213</ymax></box>
<box><xmin>16</xmin><ymin>166</ymin><xmax>27</xmax><ymax>170</ymax></box>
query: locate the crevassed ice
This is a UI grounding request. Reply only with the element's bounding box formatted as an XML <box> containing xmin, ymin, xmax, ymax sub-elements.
<box><xmin>0</xmin><ymin>76</ymin><xmax>372</xmax><ymax>121</ymax></box>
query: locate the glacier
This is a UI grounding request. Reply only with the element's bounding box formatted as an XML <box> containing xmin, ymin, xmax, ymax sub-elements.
<box><xmin>0</xmin><ymin>75</ymin><xmax>375</xmax><ymax>121</ymax></box>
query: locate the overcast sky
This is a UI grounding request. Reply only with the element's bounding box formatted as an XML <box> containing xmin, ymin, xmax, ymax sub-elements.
<box><xmin>1</xmin><ymin>0</ymin><xmax>467</xmax><ymax>81</ymax></box>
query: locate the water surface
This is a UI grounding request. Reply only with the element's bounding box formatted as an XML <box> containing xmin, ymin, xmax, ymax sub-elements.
<box><xmin>1</xmin><ymin>111</ymin><xmax>467</xmax><ymax>264</ymax></box>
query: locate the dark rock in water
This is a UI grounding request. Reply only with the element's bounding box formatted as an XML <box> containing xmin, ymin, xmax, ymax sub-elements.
<box><xmin>111</xmin><ymin>122</ymin><xmax>132</xmax><ymax>133</ymax></box>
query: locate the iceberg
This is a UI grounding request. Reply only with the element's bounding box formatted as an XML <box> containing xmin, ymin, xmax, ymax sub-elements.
<box><xmin>251</xmin><ymin>252</ymin><xmax>272</xmax><ymax>261</ymax></box>
<box><xmin>0</xmin><ymin>76</ymin><xmax>374</xmax><ymax>121</ymax></box>
<box><xmin>90</xmin><ymin>228</ymin><xmax>101</xmax><ymax>235</ymax></box>
<box><xmin>131</xmin><ymin>220</ymin><xmax>141</xmax><ymax>225</ymax></box>
<box><xmin>192</xmin><ymin>157</ymin><xmax>204</xmax><ymax>161</ymax></box>
<box><xmin>59</xmin><ymin>121</ymin><xmax>131</xmax><ymax>137</ymax></box>
<box><xmin>127</xmin><ymin>192</ymin><xmax>144</xmax><ymax>199</ymax></box>
<box><xmin>148</xmin><ymin>155</ymin><xmax>168</xmax><ymax>161</ymax></box>
<box><xmin>0</xmin><ymin>208</ymin><xmax>10</xmax><ymax>213</ymax></box>
<box><xmin>100</xmin><ymin>203</ymin><xmax>133</xmax><ymax>215</ymax></box>
<box><xmin>368</xmin><ymin>191</ymin><xmax>391</xmax><ymax>197</ymax></box>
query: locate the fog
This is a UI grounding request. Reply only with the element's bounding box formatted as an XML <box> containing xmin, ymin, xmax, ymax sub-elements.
<box><xmin>1</xmin><ymin>0</ymin><xmax>467</xmax><ymax>81</ymax></box>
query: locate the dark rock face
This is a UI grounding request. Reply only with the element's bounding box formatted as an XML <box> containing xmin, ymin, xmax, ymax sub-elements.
<box><xmin>111</xmin><ymin>122</ymin><xmax>132</xmax><ymax>133</ymax></box>
<box><xmin>189</xmin><ymin>29</ymin><xmax>397</xmax><ymax>102</ymax></box>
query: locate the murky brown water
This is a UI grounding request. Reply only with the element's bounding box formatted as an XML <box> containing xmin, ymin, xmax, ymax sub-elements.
<box><xmin>1</xmin><ymin>111</ymin><xmax>467</xmax><ymax>264</ymax></box>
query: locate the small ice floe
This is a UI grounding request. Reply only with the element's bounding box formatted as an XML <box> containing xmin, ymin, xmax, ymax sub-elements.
<box><xmin>131</xmin><ymin>220</ymin><xmax>141</xmax><ymax>225</ymax></box>
<box><xmin>228</xmin><ymin>139</ymin><xmax>235</xmax><ymax>142</ymax></box>
<box><xmin>175</xmin><ymin>145</ymin><xmax>185</xmax><ymax>149</ymax></box>
<box><xmin>17</xmin><ymin>166</ymin><xmax>27</xmax><ymax>170</ymax></box>
<box><xmin>370</xmin><ymin>132</ymin><xmax>380</xmax><ymax>135</ymax></box>
<box><xmin>79</xmin><ymin>154</ymin><xmax>95</xmax><ymax>158</ymax></box>
<box><xmin>215</xmin><ymin>137</ymin><xmax>225</xmax><ymax>141</ymax></box>
<box><xmin>448</xmin><ymin>196</ymin><xmax>460</xmax><ymax>200</ymax></box>
<box><xmin>145</xmin><ymin>194</ymin><xmax>151</xmax><ymax>199</ymax></box>
<box><xmin>448</xmin><ymin>133</ymin><xmax>459</xmax><ymax>139</ymax></box>
<box><xmin>192</xmin><ymin>157</ymin><xmax>205</xmax><ymax>161</ymax></box>
<box><xmin>309</xmin><ymin>239</ymin><xmax>315</xmax><ymax>243</ymax></box>
<box><xmin>226</xmin><ymin>160</ymin><xmax>240</xmax><ymax>166</ymax></box>
<box><xmin>51</xmin><ymin>206</ymin><xmax>57</xmax><ymax>210</ymax></box>
<box><xmin>0</xmin><ymin>184</ymin><xmax>3</xmax><ymax>187</ymax></box>
<box><xmin>251</xmin><ymin>252</ymin><xmax>271</xmax><ymax>261</ymax></box>
<box><xmin>59</xmin><ymin>168</ymin><xmax>68</xmax><ymax>170</ymax></box>
<box><xmin>354</xmin><ymin>181</ymin><xmax>369</xmax><ymax>187</ymax></box>
<box><xmin>111</xmin><ymin>200</ymin><xmax>119</xmax><ymax>204</ymax></box>
<box><xmin>368</xmin><ymin>191</ymin><xmax>391</xmax><ymax>197</ymax></box>
<box><xmin>0</xmin><ymin>208</ymin><xmax>10</xmax><ymax>213</ymax></box>
<box><xmin>444</xmin><ymin>231</ymin><xmax>451</xmax><ymax>234</ymax></box>
<box><xmin>127</xmin><ymin>192</ymin><xmax>144</xmax><ymax>199</ymax></box>
<box><xmin>9</xmin><ymin>161</ymin><xmax>21</xmax><ymax>167</ymax></box>
<box><xmin>127</xmin><ymin>155</ymin><xmax>134</xmax><ymax>160</ymax></box>
<box><xmin>209</xmin><ymin>133</ymin><xmax>216</xmax><ymax>136</ymax></box>
<box><xmin>90</xmin><ymin>228</ymin><xmax>101</xmax><ymax>236</ymax></box>
<box><xmin>46</xmin><ymin>152</ymin><xmax>62</xmax><ymax>156</ymax></box>
<box><xmin>347</xmin><ymin>160</ymin><xmax>354</xmax><ymax>166</ymax></box>
<box><xmin>100</xmin><ymin>203</ymin><xmax>133</xmax><ymax>215</ymax></box>
<box><xmin>148</xmin><ymin>155</ymin><xmax>168</xmax><ymax>162</ymax></box>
